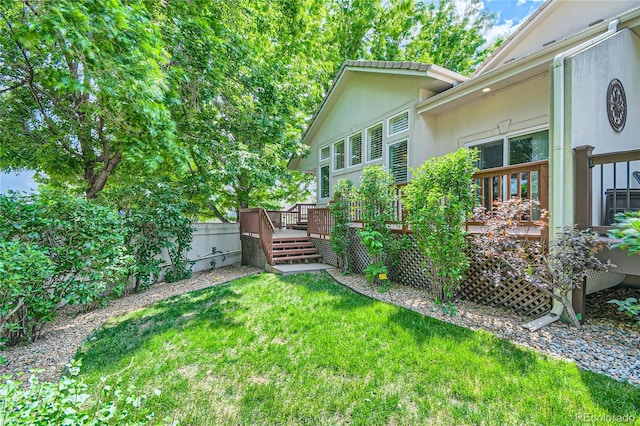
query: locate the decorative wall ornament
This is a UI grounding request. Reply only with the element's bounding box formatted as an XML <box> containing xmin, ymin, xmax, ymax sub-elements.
<box><xmin>607</xmin><ymin>79</ymin><xmax>627</xmax><ymax>132</ymax></box>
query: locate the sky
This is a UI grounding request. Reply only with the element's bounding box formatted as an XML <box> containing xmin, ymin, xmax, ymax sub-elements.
<box><xmin>1</xmin><ymin>0</ymin><xmax>546</xmax><ymax>195</ymax></box>
<box><xmin>477</xmin><ymin>0</ymin><xmax>546</xmax><ymax>43</ymax></box>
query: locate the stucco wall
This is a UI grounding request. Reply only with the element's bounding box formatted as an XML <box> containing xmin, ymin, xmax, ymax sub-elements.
<box><xmin>567</xmin><ymin>29</ymin><xmax>640</xmax><ymax>225</ymax></box>
<box><xmin>300</xmin><ymin>72</ymin><xmax>424</xmax><ymax>204</ymax></box>
<box><xmin>415</xmin><ymin>72</ymin><xmax>550</xmax><ymax>165</ymax></box>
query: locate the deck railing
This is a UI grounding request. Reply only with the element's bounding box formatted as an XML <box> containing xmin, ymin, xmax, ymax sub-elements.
<box><xmin>267</xmin><ymin>203</ymin><xmax>317</xmax><ymax>229</ymax></box>
<box><xmin>306</xmin><ymin>163</ymin><xmax>549</xmax><ymax>238</ymax></box>
<box><xmin>467</xmin><ymin>160</ymin><xmax>549</xmax><ymax>227</ymax></box>
<box><xmin>239</xmin><ymin>208</ymin><xmax>275</xmax><ymax>265</ymax></box>
<box><xmin>574</xmin><ymin>145</ymin><xmax>640</xmax><ymax>234</ymax></box>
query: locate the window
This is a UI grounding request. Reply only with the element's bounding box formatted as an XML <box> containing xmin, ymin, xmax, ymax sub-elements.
<box><xmin>509</xmin><ymin>130</ymin><xmax>549</xmax><ymax>165</ymax></box>
<box><xmin>388</xmin><ymin>110</ymin><xmax>409</xmax><ymax>135</ymax></box>
<box><xmin>367</xmin><ymin>123</ymin><xmax>383</xmax><ymax>161</ymax></box>
<box><xmin>472</xmin><ymin>130</ymin><xmax>549</xmax><ymax>170</ymax></box>
<box><xmin>320</xmin><ymin>146</ymin><xmax>330</xmax><ymax>161</ymax></box>
<box><xmin>389</xmin><ymin>140</ymin><xmax>408</xmax><ymax>183</ymax></box>
<box><xmin>319</xmin><ymin>165</ymin><xmax>329</xmax><ymax>199</ymax></box>
<box><xmin>477</xmin><ymin>140</ymin><xmax>504</xmax><ymax>170</ymax></box>
<box><xmin>349</xmin><ymin>132</ymin><xmax>362</xmax><ymax>167</ymax></box>
<box><xmin>333</xmin><ymin>140</ymin><xmax>345</xmax><ymax>170</ymax></box>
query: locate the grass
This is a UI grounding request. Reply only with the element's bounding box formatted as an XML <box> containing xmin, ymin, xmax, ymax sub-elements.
<box><xmin>77</xmin><ymin>272</ymin><xmax>640</xmax><ymax>425</ymax></box>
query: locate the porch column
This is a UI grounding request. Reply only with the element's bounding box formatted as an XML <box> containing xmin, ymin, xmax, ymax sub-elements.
<box><xmin>572</xmin><ymin>145</ymin><xmax>594</xmax><ymax>323</ymax></box>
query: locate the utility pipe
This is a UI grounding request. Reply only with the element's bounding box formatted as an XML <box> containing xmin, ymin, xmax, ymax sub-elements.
<box><xmin>524</xmin><ymin>19</ymin><xmax>619</xmax><ymax>332</ymax></box>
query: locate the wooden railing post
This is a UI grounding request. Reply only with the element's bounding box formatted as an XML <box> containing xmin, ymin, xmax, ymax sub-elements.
<box><xmin>573</xmin><ymin>145</ymin><xmax>594</xmax><ymax>230</ymax></box>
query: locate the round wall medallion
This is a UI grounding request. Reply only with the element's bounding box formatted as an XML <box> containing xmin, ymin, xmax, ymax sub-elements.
<box><xmin>607</xmin><ymin>79</ymin><xmax>626</xmax><ymax>132</ymax></box>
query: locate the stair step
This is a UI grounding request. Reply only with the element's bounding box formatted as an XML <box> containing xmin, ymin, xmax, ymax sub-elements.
<box><xmin>273</xmin><ymin>254</ymin><xmax>323</xmax><ymax>264</ymax></box>
<box><xmin>273</xmin><ymin>248</ymin><xmax>319</xmax><ymax>257</ymax></box>
<box><xmin>273</xmin><ymin>237</ymin><xmax>311</xmax><ymax>243</ymax></box>
<box><xmin>273</xmin><ymin>242</ymin><xmax>315</xmax><ymax>249</ymax></box>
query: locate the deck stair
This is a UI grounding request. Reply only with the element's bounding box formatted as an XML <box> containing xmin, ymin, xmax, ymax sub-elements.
<box><xmin>271</xmin><ymin>236</ymin><xmax>322</xmax><ymax>264</ymax></box>
<box><xmin>286</xmin><ymin>221</ymin><xmax>308</xmax><ymax>231</ymax></box>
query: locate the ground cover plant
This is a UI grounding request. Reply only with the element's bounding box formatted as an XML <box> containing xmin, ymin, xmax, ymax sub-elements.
<box><xmin>76</xmin><ymin>273</ymin><xmax>640</xmax><ymax>425</ymax></box>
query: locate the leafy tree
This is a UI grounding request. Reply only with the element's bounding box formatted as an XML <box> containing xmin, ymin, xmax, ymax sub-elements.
<box><xmin>403</xmin><ymin>148</ymin><xmax>478</xmax><ymax>302</ymax></box>
<box><xmin>0</xmin><ymin>0</ymin><xmax>179</xmax><ymax>199</ymax></box>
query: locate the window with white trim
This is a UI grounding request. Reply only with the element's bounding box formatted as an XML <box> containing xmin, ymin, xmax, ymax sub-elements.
<box><xmin>388</xmin><ymin>110</ymin><xmax>409</xmax><ymax>135</ymax></box>
<box><xmin>319</xmin><ymin>145</ymin><xmax>330</xmax><ymax>162</ymax></box>
<box><xmin>473</xmin><ymin>130</ymin><xmax>549</xmax><ymax>170</ymax></box>
<box><xmin>333</xmin><ymin>140</ymin><xmax>345</xmax><ymax>170</ymax></box>
<box><xmin>389</xmin><ymin>140</ymin><xmax>408</xmax><ymax>183</ymax></box>
<box><xmin>367</xmin><ymin>123</ymin><xmax>383</xmax><ymax>161</ymax></box>
<box><xmin>319</xmin><ymin>165</ymin><xmax>330</xmax><ymax>199</ymax></box>
<box><xmin>348</xmin><ymin>132</ymin><xmax>362</xmax><ymax>167</ymax></box>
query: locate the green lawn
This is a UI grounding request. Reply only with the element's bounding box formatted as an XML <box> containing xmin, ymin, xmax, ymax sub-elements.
<box><xmin>77</xmin><ymin>272</ymin><xmax>640</xmax><ymax>425</ymax></box>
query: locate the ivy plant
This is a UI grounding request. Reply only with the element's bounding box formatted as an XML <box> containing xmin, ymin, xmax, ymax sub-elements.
<box><xmin>403</xmin><ymin>148</ymin><xmax>478</xmax><ymax>302</ymax></box>
<box><xmin>329</xmin><ymin>180</ymin><xmax>354</xmax><ymax>273</ymax></box>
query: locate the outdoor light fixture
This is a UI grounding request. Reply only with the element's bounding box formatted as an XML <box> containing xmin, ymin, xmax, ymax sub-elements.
<box><xmin>482</xmin><ymin>87</ymin><xmax>491</xmax><ymax>93</ymax></box>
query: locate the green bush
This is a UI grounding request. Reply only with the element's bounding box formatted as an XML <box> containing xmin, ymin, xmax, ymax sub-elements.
<box><xmin>100</xmin><ymin>182</ymin><xmax>194</xmax><ymax>291</ymax></box>
<box><xmin>0</xmin><ymin>191</ymin><xmax>131</xmax><ymax>343</ymax></box>
<box><xmin>356</xmin><ymin>166</ymin><xmax>408</xmax><ymax>289</ymax></box>
<box><xmin>0</xmin><ymin>239</ymin><xmax>55</xmax><ymax>347</ymax></box>
<box><xmin>329</xmin><ymin>180</ymin><xmax>354</xmax><ymax>273</ymax></box>
<box><xmin>403</xmin><ymin>148</ymin><xmax>477</xmax><ymax>302</ymax></box>
<box><xmin>0</xmin><ymin>360</ymin><xmax>172</xmax><ymax>425</ymax></box>
<box><xmin>608</xmin><ymin>211</ymin><xmax>640</xmax><ymax>255</ymax></box>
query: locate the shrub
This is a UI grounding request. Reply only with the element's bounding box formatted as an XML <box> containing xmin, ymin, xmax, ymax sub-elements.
<box><xmin>403</xmin><ymin>148</ymin><xmax>477</xmax><ymax>302</ymax></box>
<box><xmin>0</xmin><ymin>239</ymin><xmax>55</xmax><ymax>348</ymax></box>
<box><xmin>608</xmin><ymin>297</ymin><xmax>640</xmax><ymax>325</ymax></box>
<box><xmin>474</xmin><ymin>198</ymin><xmax>607</xmax><ymax>328</ymax></box>
<box><xmin>0</xmin><ymin>360</ymin><xmax>172</xmax><ymax>425</ymax></box>
<box><xmin>608</xmin><ymin>211</ymin><xmax>640</xmax><ymax>255</ymax></box>
<box><xmin>0</xmin><ymin>191</ymin><xmax>131</xmax><ymax>343</ymax></box>
<box><xmin>329</xmin><ymin>180</ymin><xmax>354</xmax><ymax>273</ymax></box>
<box><xmin>100</xmin><ymin>182</ymin><xmax>194</xmax><ymax>291</ymax></box>
<box><xmin>356</xmin><ymin>166</ymin><xmax>406</xmax><ymax>288</ymax></box>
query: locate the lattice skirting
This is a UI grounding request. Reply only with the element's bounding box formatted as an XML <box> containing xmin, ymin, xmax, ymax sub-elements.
<box><xmin>310</xmin><ymin>238</ymin><xmax>339</xmax><ymax>267</ymax></box>
<box><xmin>241</xmin><ymin>235</ymin><xmax>267</xmax><ymax>269</ymax></box>
<box><xmin>461</xmin><ymin>241</ymin><xmax>552</xmax><ymax>317</ymax></box>
<box><xmin>340</xmin><ymin>231</ymin><xmax>551</xmax><ymax>317</ymax></box>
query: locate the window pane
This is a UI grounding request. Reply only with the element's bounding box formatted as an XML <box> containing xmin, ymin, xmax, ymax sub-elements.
<box><xmin>320</xmin><ymin>146</ymin><xmax>330</xmax><ymax>161</ymax></box>
<box><xmin>367</xmin><ymin>124</ymin><xmax>383</xmax><ymax>161</ymax></box>
<box><xmin>389</xmin><ymin>111</ymin><xmax>409</xmax><ymax>135</ymax></box>
<box><xmin>320</xmin><ymin>165</ymin><xmax>329</xmax><ymax>198</ymax></box>
<box><xmin>334</xmin><ymin>140</ymin><xmax>344</xmax><ymax>170</ymax></box>
<box><xmin>509</xmin><ymin>130</ymin><xmax>548</xmax><ymax>165</ymax></box>
<box><xmin>389</xmin><ymin>140</ymin><xmax>408</xmax><ymax>183</ymax></box>
<box><xmin>477</xmin><ymin>140</ymin><xmax>503</xmax><ymax>169</ymax></box>
<box><xmin>349</xmin><ymin>133</ymin><xmax>362</xmax><ymax>166</ymax></box>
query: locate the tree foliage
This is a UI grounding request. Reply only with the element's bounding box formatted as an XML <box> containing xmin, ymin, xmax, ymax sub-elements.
<box><xmin>403</xmin><ymin>148</ymin><xmax>478</xmax><ymax>302</ymax></box>
<box><xmin>0</xmin><ymin>0</ymin><xmax>178</xmax><ymax>199</ymax></box>
<box><xmin>1</xmin><ymin>0</ymin><xmax>499</xmax><ymax>214</ymax></box>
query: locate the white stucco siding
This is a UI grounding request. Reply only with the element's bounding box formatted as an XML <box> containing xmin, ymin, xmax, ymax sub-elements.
<box><xmin>567</xmin><ymin>29</ymin><xmax>640</xmax><ymax>153</ymax></box>
<box><xmin>300</xmin><ymin>72</ymin><xmax>425</xmax><ymax>203</ymax></box>
<box><xmin>567</xmin><ymin>28</ymin><xmax>640</xmax><ymax>225</ymax></box>
<box><xmin>414</xmin><ymin>73</ymin><xmax>550</xmax><ymax>166</ymax></box>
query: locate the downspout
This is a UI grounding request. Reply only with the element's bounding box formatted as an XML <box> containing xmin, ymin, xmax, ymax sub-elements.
<box><xmin>524</xmin><ymin>19</ymin><xmax>619</xmax><ymax>332</ymax></box>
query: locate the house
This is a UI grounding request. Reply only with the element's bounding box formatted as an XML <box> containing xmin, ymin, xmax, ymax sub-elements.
<box><xmin>286</xmin><ymin>0</ymin><xmax>640</xmax><ymax>321</ymax></box>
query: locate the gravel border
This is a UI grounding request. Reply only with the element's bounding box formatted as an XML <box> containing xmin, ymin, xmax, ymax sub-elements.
<box><xmin>0</xmin><ymin>264</ymin><xmax>261</xmax><ymax>382</ymax></box>
<box><xmin>2</xmin><ymin>265</ymin><xmax>638</xmax><ymax>387</ymax></box>
<box><xmin>326</xmin><ymin>268</ymin><xmax>640</xmax><ymax>386</ymax></box>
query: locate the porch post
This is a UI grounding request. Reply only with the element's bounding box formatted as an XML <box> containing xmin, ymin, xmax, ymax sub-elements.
<box><xmin>572</xmin><ymin>145</ymin><xmax>594</xmax><ymax>323</ymax></box>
